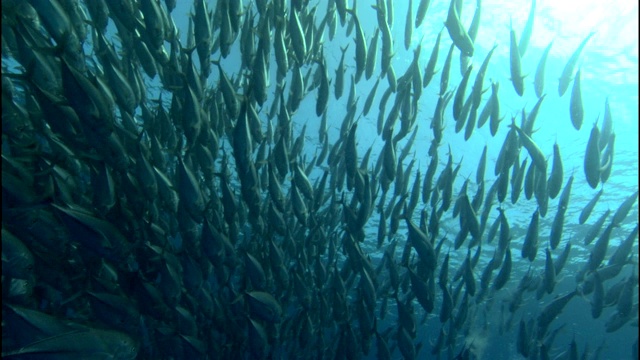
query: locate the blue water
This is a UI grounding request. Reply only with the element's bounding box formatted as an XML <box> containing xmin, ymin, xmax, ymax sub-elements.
<box><xmin>179</xmin><ymin>0</ymin><xmax>639</xmax><ymax>358</ymax></box>
<box><xmin>4</xmin><ymin>0</ymin><xmax>637</xmax><ymax>358</ymax></box>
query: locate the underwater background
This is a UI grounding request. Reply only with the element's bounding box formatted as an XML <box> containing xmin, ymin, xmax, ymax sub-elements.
<box><xmin>2</xmin><ymin>0</ymin><xmax>638</xmax><ymax>359</ymax></box>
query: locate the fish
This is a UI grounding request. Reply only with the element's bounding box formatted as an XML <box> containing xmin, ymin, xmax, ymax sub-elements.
<box><xmin>422</xmin><ymin>149</ymin><xmax>439</xmax><ymax>205</ymax></box>
<box><xmin>599</xmin><ymin>132</ymin><xmax>615</xmax><ymax>184</ymax></box>
<box><xmin>347</xmin><ymin>74</ymin><xmax>358</xmax><ymax>113</ymax></box>
<box><xmin>591</xmin><ymin>270</ymin><xmax>622</xmax><ymax>303</ymax></box>
<box><xmin>289</xmin><ymin>64</ymin><xmax>306</xmax><ymax>113</ymax></box>
<box><xmin>553</xmin><ymin>241</ymin><xmax>571</xmax><ymax>276</ymax></box>
<box><xmin>377</xmin><ymin>7</ymin><xmax>394</xmax><ymax>77</ymax></box>
<box><xmin>496</xmin><ymin>207</ymin><xmax>511</xmax><ymax>259</ymax></box>
<box><xmin>415</xmin><ymin>0</ymin><xmax>431</xmax><ymax>28</ymax></box>
<box><xmin>462</xmin><ymin>253</ymin><xmax>477</xmax><ymax>296</ymax></box>
<box><xmin>293</xmin><ymin>161</ymin><xmax>315</xmax><ymax>202</ymax></box>
<box><xmin>289</xmin><ymin>7</ymin><xmax>308</xmax><ymax>64</ymax></box>
<box><xmin>544</xmin><ymin>247</ymin><xmax>556</xmax><ymax>294</ymax></box>
<box><xmin>588</xmin><ymin>222</ymin><xmax>615</xmax><ymax>272</ymax></box>
<box><xmin>509</xmin><ymin>19</ymin><xmax>525</xmax><ymax>96</ymax></box>
<box><xmin>534</xmin><ymin>40</ymin><xmax>553</xmax><ymax>98</ymax></box>
<box><xmin>559</xmin><ymin>32</ymin><xmax>595</xmax><ymax>97</ymax></box>
<box><xmin>608</xmin><ymin>223</ymin><xmax>638</xmax><ymax>267</ymax></box>
<box><xmin>522</xmin><ymin>208</ymin><xmax>539</xmax><ymax>261</ymax></box>
<box><xmin>517</xmin><ymin>319</ymin><xmax>530</xmax><ymax>357</ymax></box>
<box><xmin>471</xmin><ymin>44</ymin><xmax>497</xmax><ymax>111</ymax></box>
<box><xmin>140</xmin><ymin>0</ymin><xmax>165</xmax><ymax>48</ymax></box>
<box><xmin>547</xmin><ymin>142</ymin><xmax>564</xmax><ymax>199</ymax></box>
<box><xmin>365</xmin><ymin>29</ymin><xmax>379</xmax><ymax>80</ymax></box>
<box><xmin>579</xmin><ymin>189</ymin><xmax>604</xmax><ymax>224</ymax></box>
<box><xmin>616</xmin><ymin>272</ymin><xmax>637</xmax><ymax>318</ymax></box>
<box><xmin>345</xmin><ymin>123</ymin><xmax>359</xmax><ymax>192</ymax></box>
<box><xmin>213</xmin><ymin>60</ymin><xmax>240</xmax><ymax>119</ymax></box>
<box><xmin>334</xmin><ymin>45</ymin><xmax>349</xmax><ymax>100</ymax></box>
<box><xmin>407</xmin><ymin>266</ymin><xmax>433</xmax><ymax>314</ymax></box>
<box><xmin>405</xmin><ymin>215</ymin><xmax>437</xmax><ymax>274</ymax></box>
<box><xmin>493</xmin><ymin>246</ymin><xmax>512</xmax><ymax>291</ymax></box>
<box><xmin>440</xmin><ymin>44</ymin><xmax>456</xmax><ymax>96</ymax></box>
<box><xmin>345</xmin><ymin>8</ymin><xmax>368</xmax><ymax>82</ymax></box>
<box><xmin>134</xmin><ymin>146</ymin><xmax>158</xmax><ymax>201</ymax></box>
<box><xmin>584</xmin><ymin>122</ymin><xmax>601</xmax><ymax>189</ymax></box>
<box><xmin>440</xmin><ymin>285</ymin><xmax>453</xmax><ymax>324</ymax></box>
<box><xmin>522</xmin><ymin>94</ymin><xmax>546</xmax><ymax>136</ymax></box>
<box><xmin>537</xmin><ymin>290</ymin><xmax>577</xmax><ymax>336</ymax></box>
<box><xmin>455</xmin><ymin>94</ymin><xmax>473</xmax><ymax>135</ymax></box>
<box><xmin>404</xmin><ymin>0</ymin><xmax>413</xmax><ymax>50</ymax></box>
<box><xmin>518</xmin><ymin>0</ymin><xmax>536</xmax><ymax>57</ymax></box>
<box><xmin>423</xmin><ymin>29</ymin><xmax>443</xmax><ymax>88</ymax></box>
<box><xmin>549</xmin><ymin>176</ymin><xmax>573</xmax><ymax>249</ymax></box>
<box><xmin>591</xmin><ymin>271</ymin><xmax>604</xmax><ymax>319</ymax></box>
<box><xmin>445</xmin><ymin>0</ymin><xmax>474</xmax><ymax>56</ymax></box>
<box><xmin>489</xmin><ymin>81</ymin><xmax>502</xmax><ymax>136</ymax></box>
<box><xmin>2</xmin><ymin>229</ymin><xmax>35</xmax><ymax>283</ymax></box>
<box><xmin>336</xmin><ymin>0</ymin><xmax>348</xmax><ymax>25</ymax></box>
<box><xmin>569</xmin><ymin>68</ymin><xmax>584</xmax><ymax>130</ymax></box>
<box><xmin>386</xmin><ymin>0</ymin><xmax>394</xmax><ymax>28</ymax></box>
<box><xmin>584</xmin><ymin>209</ymin><xmax>611</xmax><ymax>246</ymax></box>
<box><xmin>375</xmin><ymin>323</ymin><xmax>392</xmax><ymax>359</ymax></box>
<box><xmin>599</xmin><ymin>97</ymin><xmax>614</xmax><ymax>149</ymax></box>
<box><xmin>611</xmin><ymin>190</ymin><xmax>638</xmax><ymax>226</ymax></box>
<box><xmin>246</xmin><ymin>291</ymin><xmax>283</xmax><ymax>323</ymax></box>
<box><xmin>315</xmin><ymin>58</ymin><xmax>330</xmax><ymax>116</ymax></box>
<box><xmin>476</xmin><ymin>88</ymin><xmax>493</xmax><ymax>130</ymax></box>
<box><xmin>513</xmin><ymin>124</ymin><xmax>546</xmax><ymax>172</ymax></box>
<box><xmin>453</xmin><ymin>64</ymin><xmax>474</xmax><ymax>121</ymax></box>
<box><xmin>407</xmin><ymin>170</ymin><xmax>422</xmax><ymax>216</ymax></box>
<box><xmin>475</xmin><ymin>145</ymin><xmax>488</xmax><ymax>186</ymax></box>
<box><xmin>467</xmin><ymin>0</ymin><xmax>482</xmax><ymax>45</ymax></box>
<box><xmin>386</xmin><ymin>65</ymin><xmax>397</xmax><ymax>93</ymax></box>
<box><xmin>274</xmin><ymin>27</ymin><xmax>289</xmax><ymax>77</ymax></box>
<box><xmin>511</xmin><ymin>157</ymin><xmax>527</xmax><ymax>204</ymax></box>
<box><xmin>461</xmin><ymin>194</ymin><xmax>481</xmax><ymax>241</ymax></box>
<box><xmin>363</xmin><ymin>78</ymin><xmax>381</xmax><ymax>117</ymax></box>
<box><xmin>397</xmin><ymin>327</ymin><xmax>416</xmax><ymax>360</ymax></box>
<box><xmin>382</xmin><ymin>139</ymin><xmax>397</xmax><ymax>182</ymax></box>
<box><xmin>92</xmin><ymin>161</ymin><xmax>117</xmax><ymax>214</ymax></box>
<box><xmin>2</xmin><ymin>328</ymin><xmax>138</xmax><ymax>359</ymax></box>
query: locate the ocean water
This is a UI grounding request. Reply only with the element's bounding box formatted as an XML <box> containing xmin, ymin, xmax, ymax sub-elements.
<box><xmin>2</xmin><ymin>0</ymin><xmax>638</xmax><ymax>359</ymax></box>
<box><xmin>194</xmin><ymin>1</ymin><xmax>639</xmax><ymax>358</ymax></box>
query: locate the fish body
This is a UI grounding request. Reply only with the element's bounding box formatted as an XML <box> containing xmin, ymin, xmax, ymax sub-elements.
<box><xmin>559</xmin><ymin>32</ymin><xmax>595</xmax><ymax>96</ymax></box>
<box><xmin>584</xmin><ymin>122</ymin><xmax>601</xmax><ymax>189</ymax></box>
<box><xmin>445</xmin><ymin>0</ymin><xmax>474</xmax><ymax>56</ymax></box>
<box><xmin>569</xmin><ymin>69</ymin><xmax>584</xmax><ymax>130</ymax></box>
<box><xmin>519</xmin><ymin>0</ymin><xmax>536</xmax><ymax>56</ymax></box>
<box><xmin>534</xmin><ymin>41</ymin><xmax>553</xmax><ymax>98</ymax></box>
<box><xmin>509</xmin><ymin>20</ymin><xmax>525</xmax><ymax>96</ymax></box>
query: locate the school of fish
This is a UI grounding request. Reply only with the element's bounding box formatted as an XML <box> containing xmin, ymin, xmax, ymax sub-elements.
<box><xmin>1</xmin><ymin>0</ymin><xmax>638</xmax><ymax>359</ymax></box>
